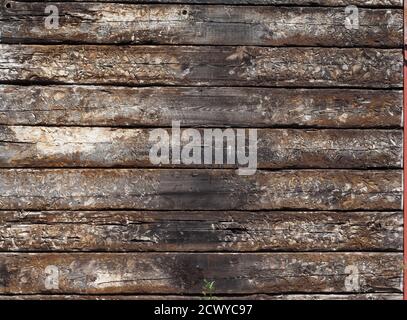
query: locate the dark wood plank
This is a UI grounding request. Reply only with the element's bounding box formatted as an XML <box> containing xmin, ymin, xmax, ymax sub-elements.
<box><xmin>1</xmin><ymin>2</ymin><xmax>402</xmax><ymax>47</ymax></box>
<box><xmin>0</xmin><ymin>86</ymin><xmax>402</xmax><ymax>128</ymax></box>
<box><xmin>0</xmin><ymin>294</ymin><xmax>402</xmax><ymax>300</ymax></box>
<box><xmin>0</xmin><ymin>169</ymin><xmax>401</xmax><ymax>210</ymax></box>
<box><xmin>0</xmin><ymin>127</ymin><xmax>401</xmax><ymax>168</ymax></box>
<box><xmin>0</xmin><ymin>211</ymin><xmax>401</xmax><ymax>252</ymax></box>
<box><xmin>0</xmin><ymin>253</ymin><xmax>402</xmax><ymax>294</ymax></box>
<box><xmin>0</xmin><ymin>45</ymin><xmax>402</xmax><ymax>87</ymax></box>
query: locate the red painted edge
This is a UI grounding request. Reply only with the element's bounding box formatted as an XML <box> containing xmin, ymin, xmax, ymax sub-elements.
<box><xmin>404</xmin><ymin>0</ymin><xmax>407</xmax><ymax>301</ymax></box>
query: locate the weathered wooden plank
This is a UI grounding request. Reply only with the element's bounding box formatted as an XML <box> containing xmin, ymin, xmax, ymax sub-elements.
<box><xmin>0</xmin><ymin>45</ymin><xmax>402</xmax><ymax>87</ymax></box>
<box><xmin>0</xmin><ymin>169</ymin><xmax>401</xmax><ymax>210</ymax></box>
<box><xmin>1</xmin><ymin>2</ymin><xmax>402</xmax><ymax>47</ymax></box>
<box><xmin>22</xmin><ymin>1</ymin><xmax>401</xmax><ymax>7</ymax></box>
<box><xmin>0</xmin><ymin>253</ymin><xmax>402</xmax><ymax>294</ymax></box>
<box><xmin>259</xmin><ymin>293</ymin><xmax>403</xmax><ymax>300</ymax></box>
<box><xmin>0</xmin><ymin>127</ymin><xmax>401</xmax><ymax>168</ymax></box>
<box><xmin>0</xmin><ymin>293</ymin><xmax>402</xmax><ymax>300</ymax></box>
<box><xmin>0</xmin><ymin>86</ymin><xmax>402</xmax><ymax>128</ymax></box>
<box><xmin>0</xmin><ymin>211</ymin><xmax>401</xmax><ymax>252</ymax></box>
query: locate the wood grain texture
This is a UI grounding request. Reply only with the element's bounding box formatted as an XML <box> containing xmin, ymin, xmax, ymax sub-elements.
<box><xmin>0</xmin><ymin>45</ymin><xmax>402</xmax><ymax>87</ymax></box>
<box><xmin>0</xmin><ymin>127</ymin><xmax>401</xmax><ymax>168</ymax></box>
<box><xmin>0</xmin><ymin>253</ymin><xmax>402</xmax><ymax>294</ymax></box>
<box><xmin>0</xmin><ymin>211</ymin><xmax>402</xmax><ymax>252</ymax></box>
<box><xmin>0</xmin><ymin>0</ymin><xmax>403</xmax><ymax>300</ymax></box>
<box><xmin>20</xmin><ymin>0</ymin><xmax>401</xmax><ymax>7</ymax></box>
<box><xmin>0</xmin><ymin>169</ymin><xmax>401</xmax><ymax>210</ymax></box>
<box><xmin>0</xmin><ymin>86</ymin><xmax>402</xmax><ymax>128</ymax></box>
<box><xmin>0</xmin><ymin>294</ymin><xmax>402</xmax><ymax>300</ymax></box>
<box><xmin>1</xmin><ymin>2</ymin><xmax>402</xmax><ymax>47</ymax></box>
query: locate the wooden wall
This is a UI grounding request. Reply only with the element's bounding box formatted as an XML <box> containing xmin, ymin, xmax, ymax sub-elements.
<box><xmin>0</xmin><ymin>0</ymin><xmax>404</xmax><ymax>299</ymax></box>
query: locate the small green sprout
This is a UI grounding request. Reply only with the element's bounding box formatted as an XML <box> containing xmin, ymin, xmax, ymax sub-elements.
<box><xmin>202</xmin><ymin>279</ymin><xmax>217</xmax><ymax>300</ymax></box>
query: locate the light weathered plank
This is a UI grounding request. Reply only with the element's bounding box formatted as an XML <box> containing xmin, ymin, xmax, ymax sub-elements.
<box><xmin>0</xmin><ymin>169</ymin><xmax>401</xmax><ymax>210</ymax></box>
<box><xmin>1</xmin><ymin>2</ymin><xmax>402</xmax><ymax>47</ymax></box>
<box><xmin>0</xmin><ymin>211</ymin><xmax>401</xmax><ymax>252</ymax></box>
<box><xmin>0</xmin><ymin>86</ymin><xmax>402</xmax><ymax>128</ymax></box>
<box><xmin>0</xmin><ymin>253</ymin><xmax>402</xmax><ymax>294</ymax></box>
<box><xmin>0</xmin><ymin>127</ymin><xmax>401</xmax><ymax>168</ymax></box>
<box><xmin>0</xmin><ymin>45</ymin><xmax>402</xmax><ymax>87</ymax></box>
<box><xmin>0</xmin><ymin>293</ymin><xmax>402</xmax><ymax>300</ymax></box>
<box><xmin>20</xmin><ymin>1</ymin><xmax>401</xmax><ymax>7</ymax></box>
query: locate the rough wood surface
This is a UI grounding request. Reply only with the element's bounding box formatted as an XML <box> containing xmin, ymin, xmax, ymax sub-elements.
<box><xmin>0</xmin><ymin>211</ymin><xmax>401</xmax><ymax>252</ymax></box>
<box><xmin>0</xmin><ymin>293</ymin><xmax>402</xmax><ymax>300</ymax></box>
<box><xmin>0</xmin><ymin>86</ymin><xmax>402</xmax><ymax>128</ymax></box>
<box><xmin>20</xmin><ymin>0</ymin><xmax>401</xmax><ymax>7</ymax></box>
<box><xmin>0</xmin><ymin>126</ymin><xmax>401</xmax><ymax>168</ymax></box>
<box><xmin>0</xmin><ymin>45</ymin><xmax>402</xmax><ymax>87</ymax></box>
<box><xmin>0</xmin><ymin>169</ymin><xmax>401</xmax><ymax>210</ymax></box>
<box><xmin>0</xmin><ymin>253</ymin><xmax>402</xmax><ymax>294</ymax></box>
<box><xmin>0</xmin><ymin>0</ymin><xmax>403</xmax><ymax>300</ymax></box>
<box><xmin>1</xmin><ymin>2</ymin><xmax>402</xmax><ymax>47</ymax></box>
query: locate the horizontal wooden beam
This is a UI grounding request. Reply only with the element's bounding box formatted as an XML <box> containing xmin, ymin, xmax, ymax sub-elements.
<box><xmin>0</xmin><ymin>253</ymin><xmax>402</xmax><ymax>294</ymax></box>
<box><xmin>0</xmin><ymin>127</ymin><xmax>401</xmax><ymax>168</ymax></box>
<box><xmin>1</xmin><ymin>2</ymin><xmax>402</xmax><ymax>46</ymax></box>
<box><xmin>0</xmin><ymin>294</ymin><xmax>402</xmax><ymax>300</ymax></box>
<box><xmin>0</xmin><ymin>169</ymin><xmax>401</xmax><ymax>210</ymax></box>
<box><xmin>0</xmin><ymin>211</ymin><xmax>402</xmax><ymax>252</ymax></box>
<box><xmin>0</xmin><ymin>45</ymin><xmax>402</xmax><ymax>87</ymax></box>
<box><xmin>13</xmin><ymin>0</ymin><xmax>400</xmax><ymax>7</ymax></box>
<box><xmin>0</xmin><ymin>86</ymin><xmax>402</xmax><ymax>128</ymax></box>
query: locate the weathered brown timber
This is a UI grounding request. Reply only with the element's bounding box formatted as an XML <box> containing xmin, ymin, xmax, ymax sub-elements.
<box><xmin>0</xmin><ymin>253</ymin><xmax>402</xmax><ymax>294</ymax></box>
<box><xmin>0</xmin><ymin>127</ymin><xmax>401</xmax><ymax>168</ymax></box>
<box><xmin>0</xmin><ymin>294</ymin><xmax>402</xmax><ymax>300</ymax></box>
<box><xmin>1</xmin><ymin>2</ymin><xmax>402</xmax><ymax>47</ymax></box>
<box><xmin>0</xmin><ymin>0</ymin><xmax>404</xmax><ymax>300</ymax></box>
<box><xmin>0</xmin><ymin>169</ymin><xmax>401</xmax><ymax>210</ymax></box>
<box><xmin>0</xmin><ymin>45</ymin><xmax>402</xmax><ymax>87</ymax></box>
<box><xmin>12</xmin><ymin>0</ymin><xmax>400</xmax><ymax>7</ymax></box>
<box><xmin>0</xmin><ymin>211</ymin><xmax>402</xmax><ymax>252</ymax></box>
<box><xmin>0</xmin><ymin>86</ymin><xmax>402</xmax><ymax>128</ymax></box>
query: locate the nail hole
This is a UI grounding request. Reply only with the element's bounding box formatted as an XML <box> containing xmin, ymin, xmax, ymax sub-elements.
<box><xmin>182</xmin><ymin>10</ymin><xmax>188</xmax><ymax>15</ymax></box>
<box><xmin>5</xmin><ymin>2</ymin><xmax>11</xmax><ymax>8</ymax></box>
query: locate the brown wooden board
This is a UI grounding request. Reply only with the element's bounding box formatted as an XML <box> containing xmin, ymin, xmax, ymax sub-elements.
<box><xmin>0</xmin><ymin>127</ymin><xmax>401</xmax><ymax>168</ymax></box>
<box><xmin>1</xmin><ymin>2</ymin><xmax>402</xmax><ymax>47</ymax></box>
<box><xmin>0</xmin><ymin>169</ymin><xmax>401</xmax><ymax>210</ymax></box>
<box><xmin>7</xmin><ymin>0</ymin><xmax>400</xmax><ymax>7</ymax></box>
<box><xmin>0</xmin><ymin>86</ymin><xmax>402</xmax><ymax>128</ymax></box>
<box><xmin>0</xmin><ymin>211</ymin><xmax>402</xmax><ymax>252</ymax></box>
<box><xmin>0</xmin><ymin>294</ymin><xmax>403</xmax><ymax>300</ymax></box>
<box><xmin>0</xmin><ymin>253</ymin><xmax>402</xmax><ymax>294</ymax></box>
<box><xmin>0</xmin><ymin>45</ymin><xmax>402</xmax><ymax>87</ymax></box>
